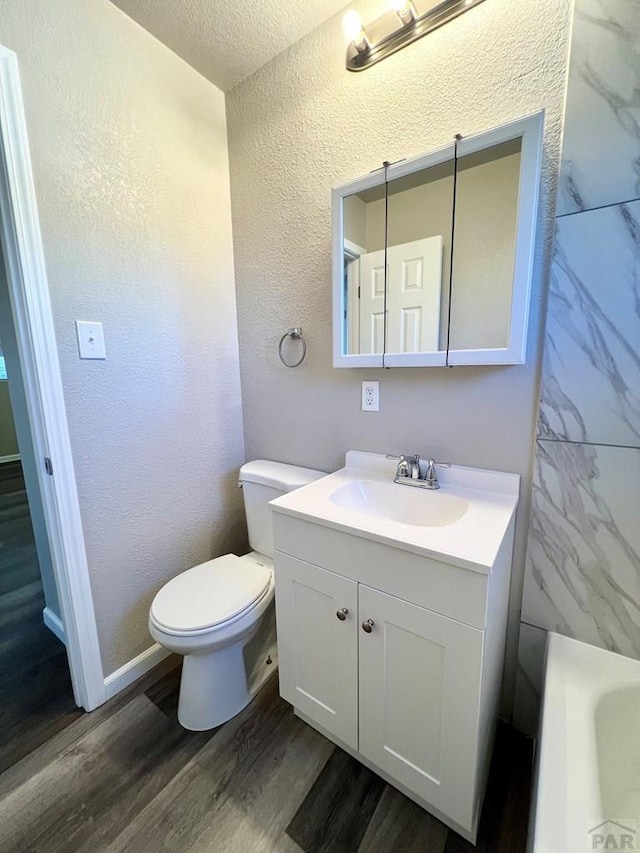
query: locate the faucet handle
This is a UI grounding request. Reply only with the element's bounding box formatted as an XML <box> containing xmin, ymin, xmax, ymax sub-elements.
<box><xmin>410</xmin><ymin>454</ymin><xmax>421</xmax><ymax>479</ymax></box>
<box><xmin>394</xmin><ymin>455</ymin><xmax>410</xmax><ymax>478</ymax></box>
<box><xmin>423</xmin><ymin>459</ymin><xmax>451</xmax><ymax>486</ymax></box>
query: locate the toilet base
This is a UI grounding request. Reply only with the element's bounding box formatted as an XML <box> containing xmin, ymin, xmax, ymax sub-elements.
<box><xmin>177</xmin><ymin>609</ymin><xmax>277</xmax><ymax>731</ymax></box>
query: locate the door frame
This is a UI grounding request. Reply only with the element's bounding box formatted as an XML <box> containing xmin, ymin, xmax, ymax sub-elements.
<box><xmin>0</xmin><ymin>46</ymin><xmax>105</xmax><ymax>710</ymax></box>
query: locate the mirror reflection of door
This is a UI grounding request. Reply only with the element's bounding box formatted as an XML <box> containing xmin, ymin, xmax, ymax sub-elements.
<box><xmin>342</xmin><ymin>160</ymin><xmax>452</xmax><ymax>357</ymax></box>
<box><xmin>343</xmin><ymin>190</ymin><xmax>385</xmax><ymax>355</ymax></box>
<box><xmin>357</xmin><ymin>238</ymin><xmax>443</xmax><ymax>354</ymax></box>
<box><xmin>356</xmin><ymin>249</ymin><xmax>385</xmax><ymax>354</ymax></box>
<box><xmin>385</xmin><ymin>237</ymin><xmax>443</xmax><ymax>353</ymax></box>
<box><xmin>385</xmin><ymin>161</ymin><xmax>454</xmax><ymax>355</ymax></box>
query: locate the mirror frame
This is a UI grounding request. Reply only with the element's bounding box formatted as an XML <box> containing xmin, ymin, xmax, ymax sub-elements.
<box><xmin>331</xmin><ymin>111</ymin><xmax>544</xmax><ymax>368</ymax></box>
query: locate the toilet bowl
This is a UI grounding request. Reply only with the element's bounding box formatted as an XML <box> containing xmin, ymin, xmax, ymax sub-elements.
<box><xmin>149</xmin><ymin>460</ymin><xmax>325</xmax><ymax>731</ymax></box>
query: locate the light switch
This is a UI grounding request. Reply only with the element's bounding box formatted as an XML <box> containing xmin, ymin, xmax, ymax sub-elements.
<box><xmin>76</xmin><ymin>321</ymin><xmax>106</xmax><ymax>360</ymax></box>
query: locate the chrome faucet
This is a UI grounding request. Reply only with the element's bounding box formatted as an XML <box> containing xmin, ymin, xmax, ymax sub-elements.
<box><xmin>393</xmin><ymin>455</ymin><xmax>448</xmax><ymax>490</ymax></box>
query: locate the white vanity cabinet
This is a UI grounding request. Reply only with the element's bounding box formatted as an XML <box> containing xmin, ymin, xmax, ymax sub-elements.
<box><xmin>271</xmin><ymin>478</ymin><xmax>516</xmax><ymax>844</ymax></box>
<box><xmin>275</xmin><ymin>555</ymin><xmax>359</xmax><ymax>749</ymax></box>
<box><xmin>275</xmin><ymin>551</ymin><xmax>486</xmax><ymax>833</ymax></box>
<box><xmin>357</xmin><ymin>583</ymin><xmax>484</xmax><ymax>828</ymax></box>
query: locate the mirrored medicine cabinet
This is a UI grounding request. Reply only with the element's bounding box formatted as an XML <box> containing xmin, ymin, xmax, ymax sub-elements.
<box><xmin>332</xmin><ymin>112</ymin><xmax>544</xmax><ymax>368</ymax></box>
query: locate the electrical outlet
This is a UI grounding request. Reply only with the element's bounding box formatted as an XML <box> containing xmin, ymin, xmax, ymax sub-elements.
<box><xmin>361</xmin><ymin>380</ymin><xmax>379</xmax><ymax>412</ymax></box>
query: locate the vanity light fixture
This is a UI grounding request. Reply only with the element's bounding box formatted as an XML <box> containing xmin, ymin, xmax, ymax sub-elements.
<box><xmin>343</xmin><ymin>0</ymin><xmax>487</xmax><ymax>71</ymax></box>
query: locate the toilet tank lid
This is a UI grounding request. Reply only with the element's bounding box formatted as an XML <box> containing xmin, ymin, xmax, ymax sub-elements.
<box><xmin>239</xmin><ymin>460</ymin><xmax>326</xmax><ymax>492</ymax></box>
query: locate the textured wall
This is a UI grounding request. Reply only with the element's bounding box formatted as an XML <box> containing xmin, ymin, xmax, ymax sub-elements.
<box><xmin>110</xmin><ymin>0</ymin><xmax>353</xmax><ymax>91</ymax></box>
<box><xmin>0</xmin><ymin>0</ymin><xmax>245</xmax><ymax>675</ymax></box>
<box><xmin>0</xmin><ymin>383</ymin><xmax>18</xmax><ymax>458</ymax></box>
<box><xmin>514</xmin><ymin>0</ymin><xmax>640</xmax><ymax>735</ymax></box>
<box><xmin>227</xmin><ymin>0</ymin><xmax>573</xmax><ymax>714</ymax></box>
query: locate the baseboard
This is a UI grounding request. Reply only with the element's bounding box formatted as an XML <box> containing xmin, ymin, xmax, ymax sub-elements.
<box><xmin>0</xmin><ymin>454</ymin><xmax>20</xmax><ymax>464</ymax></box>
<box><xmin>104</xmin><ymin>643</ymin><xmax>170</xmax><ymax>700</ymax></box>
<box><xmin>43</xmin><ymin>606</ymin><xmax>66</xmax><ymax>645</ymax></box>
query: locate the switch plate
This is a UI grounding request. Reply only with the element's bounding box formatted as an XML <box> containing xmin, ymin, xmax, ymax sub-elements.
<box><xmin>361</xmin><ymin>380</ymin><xmax>379</xmax><ymax>412</ymax></box>
<box><xmin>76</xmin><ymin>321</ymin><xmax>106</xmax><ymax>360</ymax></box>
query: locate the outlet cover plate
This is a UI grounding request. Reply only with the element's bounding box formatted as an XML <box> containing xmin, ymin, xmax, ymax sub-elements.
<box><xmin>362</xmin><ymin>380</ymin><xmax>379</xmax><ymax>412</ymax></box>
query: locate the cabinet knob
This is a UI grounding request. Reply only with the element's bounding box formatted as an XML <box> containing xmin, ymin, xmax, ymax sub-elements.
<box><xmin>336</xmin><ymin>608</ymin><xmax>349</xmax><ymax>621</ymax></box>
<box><xmin>362</xmin><ymin>619</ymin><xmax>375</xmax><ymax>634</ymax></box>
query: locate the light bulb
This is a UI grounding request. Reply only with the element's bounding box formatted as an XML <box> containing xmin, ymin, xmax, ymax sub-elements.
<box><xmin>342</xmin><ymin>10</ymin><xmax>369</xmax><ymax>52</ymax></box>
<box><xmin>389</xmin><ymin>0</ymin><xmax>417</xmax><ymax>24</ymax></box>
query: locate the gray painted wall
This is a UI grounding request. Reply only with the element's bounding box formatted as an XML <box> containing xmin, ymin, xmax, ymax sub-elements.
<box><xmin>227</xmin><ymin>0</ymin><xmax>573</xmax><ymax>715</ymax></box>
<box><xmin>0</xmin><ymin>0</ymin><xmax>245</xmax><ymax>675</ymax></box>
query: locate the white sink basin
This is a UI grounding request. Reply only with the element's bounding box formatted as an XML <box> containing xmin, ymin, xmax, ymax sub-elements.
<box><xmin>269</xmin><ymin>451</ymin><xmax>520</xmax><ymax>573</ymax></box>
<box><xmin>329</xmin><ymin>479</ymin><xmax>469</xmax><ymax>527</ymax></box>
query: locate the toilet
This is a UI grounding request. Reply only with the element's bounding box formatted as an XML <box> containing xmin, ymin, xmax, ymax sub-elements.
<box><xmin>149</xmin><ymin>460</ymin><xmax>325</xmax><ymax>731</ymax></box>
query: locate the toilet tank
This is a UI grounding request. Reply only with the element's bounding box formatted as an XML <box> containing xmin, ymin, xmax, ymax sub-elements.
<box><xmin>239</xmin><ymin>460</ymin><xmax>326</xmax><ymax>559</ymax></box>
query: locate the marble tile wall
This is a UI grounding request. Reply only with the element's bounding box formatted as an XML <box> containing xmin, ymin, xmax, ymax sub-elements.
<box><xmin>513</xmin><ymin>0</ymin><xmax>640</xmax><ymax>735</ymax></box>
<box><xmin>557</xmin><ymin>0</ymin><xmax>640</xmax><ymax>215</ymax></box>
<box><xmin>539</xmin><ymin>201</ymin><xmax>640</xmax><ymax>447</ymax></box>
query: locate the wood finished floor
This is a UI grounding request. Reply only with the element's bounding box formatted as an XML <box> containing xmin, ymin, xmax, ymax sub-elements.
<box><xmin>0</xmin><ymin>461</ymin><xmax>80</xmax><ymax>775</ymax></box>
<box><xmin>0</xmin><ymin>658</ymin><xmax>534</xmax><ymax>853</ymax></box>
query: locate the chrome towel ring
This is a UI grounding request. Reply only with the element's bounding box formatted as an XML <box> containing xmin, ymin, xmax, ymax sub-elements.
<box><xmin>278</xmin><ymin>327</ymin><xmax>307</xmax><ymax>368</ymax></box>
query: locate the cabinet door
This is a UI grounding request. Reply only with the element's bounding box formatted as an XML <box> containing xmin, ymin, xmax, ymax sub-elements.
<box><xmin>274</xmin><ymin>552</ymin><xmax>359</xmax><ymax>750</ymax></box>
<box><xmin>358</xmin><ymin>584</ymin><xmax>484</xmax><ymax>831</ymax></box>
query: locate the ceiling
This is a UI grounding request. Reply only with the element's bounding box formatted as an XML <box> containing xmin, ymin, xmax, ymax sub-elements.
<box><xmin>110</xmin><ymin>0</ymin><xmax>353</xmax><ymax>91</ymax></box>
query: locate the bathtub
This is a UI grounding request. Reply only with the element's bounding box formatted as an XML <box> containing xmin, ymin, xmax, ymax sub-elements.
<box><xmin>529</xmin><ymin>632</ymin><xmax>640</xmax><ymax>853</ymax></box>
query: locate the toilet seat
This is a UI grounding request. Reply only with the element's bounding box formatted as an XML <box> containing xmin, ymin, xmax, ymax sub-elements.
<box><xmin>150</xmin><ymin>554</ymin><xmax>272</xmax><ymax>636</ymax></box>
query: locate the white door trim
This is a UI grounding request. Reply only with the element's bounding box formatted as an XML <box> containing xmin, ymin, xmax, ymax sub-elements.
<box><xmin>43</xmin><ymin>606</ymin><xmax>66</xmax><ymax>646</ymax></box>
<box><xmin>0</xmin><ymin>46</ymin><xmax>105</xmax><ymax>710</ymax></box>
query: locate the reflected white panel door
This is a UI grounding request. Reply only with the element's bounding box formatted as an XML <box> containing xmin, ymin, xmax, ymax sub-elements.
<box><xmin>274</xmin><ymin>553</ymin><xmax>359</xmax><ymax>750</ymax></box>
<box><xmin>358</xmin><ymin>249</ymin><xmax>386</xmax><ymax>354</ymax></box>
<box><xmin>385</xmin><ymin>237</ymin><xmax>443</xmax><ymax>353</ymax></box>
<box><xmin>358</xmin><ymin>584</ymin><xmax>483</xmax><ymax>830</ymax></box>
<box><xmin>358</xmin><ymin>238</ymin><xmax>443</xmax><ymax>354</ymax></box>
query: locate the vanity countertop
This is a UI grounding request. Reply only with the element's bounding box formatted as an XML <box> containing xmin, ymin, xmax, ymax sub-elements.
<box><xmin>269</xmin><ymin>451</ymin><xmax>519</xmax><ymax>574</ymax></box>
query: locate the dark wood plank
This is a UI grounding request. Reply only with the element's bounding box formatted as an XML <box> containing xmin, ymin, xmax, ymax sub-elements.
<box><xmin>0</xmin><ymin>461</ymin><xmax>80</xmax><ymax>774</ymax></box>
<box><xmin>0</xmin><ymin>461</ymin><xmax>26</xmax><ymax>495</ymax></box>
<box><xmin>0</xmin><ymin>647</ymin><xmax>81</xmax><ymax>774</ymax></box>
<box><xmin>144</xmin><ymin>658</ymin><xmax>184</xmax><ymax>717</ymax></box>
<box><xmin>286</xmin><ymin>747</ymin><xmax>386</xmax><ymax>853</ymax></box>
<box><xmin>109</xmin><ymin>678</ymin><xmax>333</xmax><ymax>853</ymax></box>
<box><xmin>0</xmin><ymin>461</ymin><xmax>40</xmax><ymax>600</ymax></box>
<box><xmin>358</xmin><ymin>784</ymin><xmax>449</xmax><ymax>853</ymax></box>
<box><xmin>0</xmin><ymin>655</ymin><xmax>180</xmax><ymax>800</ymax></box>
<box><xmin>0</xmin><ymin>694</ymin><xmax>212</xmax><ymax>853</ymax></box>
